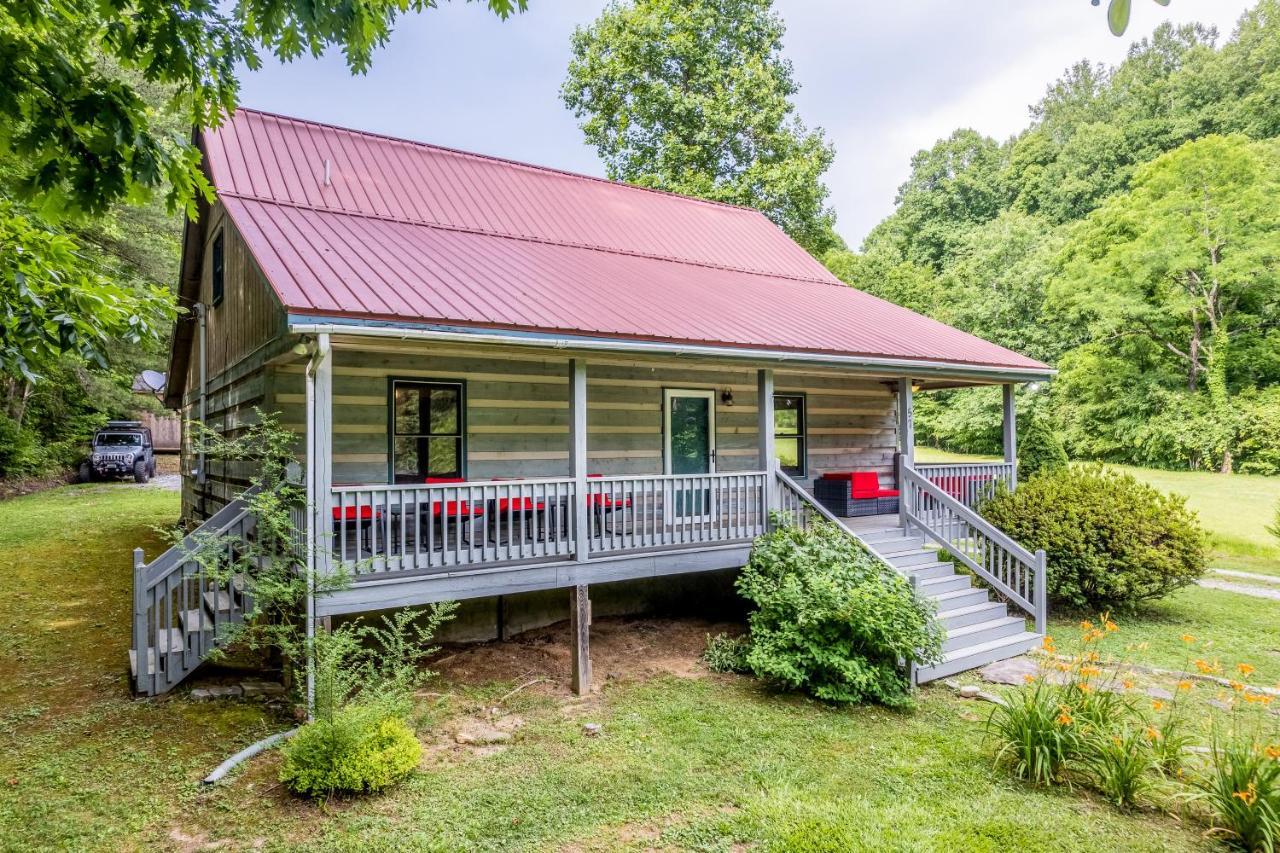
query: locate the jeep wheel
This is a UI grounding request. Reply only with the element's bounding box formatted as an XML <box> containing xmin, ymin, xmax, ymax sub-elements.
<box><xmin>78</xmin><ymin>463</ymin><xmax>93</xmax><ymax>483</ymax></box>
<box><xmin>133</xmin><ymin>460</ymin><xmax>149</xmax><ymax>484</ymax></box>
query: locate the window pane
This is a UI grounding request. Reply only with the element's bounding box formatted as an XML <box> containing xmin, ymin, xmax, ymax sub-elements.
<box><xmin>394</xmin><ymin>387</ymin><xmax>420</xmax><ymax>435</ymax></box>
<box><xmin>429</xmin><ymin>387</ymin><xmax>459</xmax><ymax>435</ymax></box>
<box><xmin>775</xmin><ymin>407</ymin><xmax>799</xmax><ymax>435</ymax></box>
<box><xmin>393</xmin><ymin>436</ymin><xmax>422</xmax><ymax>483</ymax></box>
<box><xmin>428</xmin><ymin>437</ymin><xmax>460</xmax><ymax>477</ymax></box>
<box><xmin>776</xmin><ymin>437</ymin><xmax>800</xmax><ymax>471</ymax></box>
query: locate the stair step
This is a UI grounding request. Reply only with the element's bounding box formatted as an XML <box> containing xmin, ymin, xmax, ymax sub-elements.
<box><xmin>902</xmin><ymin>561</ymin><xmax>954</xmax><ymax>581</ymax></box>
<box><xmin>936</xmin><ymin>601</ymin><xmax>1008</xmax><ymax>630</ymax></box>
<box><xmin>859</xmin><ymin>528</ymin><xmax>913</xmax><ymax>545</ymax></box>
<box><xmin>887</xmin><ymin>551</ymin><xmax>938</xmax><ymax>569</ymax></box>
<box><xmin>179</xmin><ymin>608</ymin><xmax>212</xmax><ymax>634</ymax></box>
<box><xmin>917</xmin><ymin>574</ymin><xmax>972</xmax><ymax>595</ymax></box>
<box><xmin>929</xmin><ymin>587</ymin><xmax>991</xmax><ymax>610</ymax></box>
<box><xmin>128</xmin><ymin>627</ymin><xmax>186</xmax><ymax>678</ymax></box>
<box><xmin>916</xmin><ymin>632</ymin><xmax>1043</xmax><ymax>683</ymax></box>
<box><xmin>943</xmin><ymin>616</ymin><xmax>1027</xmax><ymax>652</ymax></box>
<box><xmin>203</xmin><ymin>589</ymin><xmax>240</xmax><ymax>615</ymax></box>
<box><xmin>128</xmin><ymin>648</ymin><xmax>155</xmax><ymax>678</ymax></box>
<box><xmin>871</xmin><ymin>539</ymin><xmax>927</xmax><ymax>556</ymax></box>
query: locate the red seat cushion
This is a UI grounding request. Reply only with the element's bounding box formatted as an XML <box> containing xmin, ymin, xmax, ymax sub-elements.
<box><xmin>431</xmin><ymin>501</ymin><xmax>483</xmax><ymax>517</ymax></box>
<box><xmin>425</xmin><ymin>476</ymin><xmax>466</xmax><ymax>484</ymax></box>
<box><xmin>496</xmin><ymin>497</ymin><xmax>544</xmax><ymax>512</ymax></box>
<box><xmin>332</xmin><ymin>505</ymin><xmax>377</xmax><ymax>521</ymax></box>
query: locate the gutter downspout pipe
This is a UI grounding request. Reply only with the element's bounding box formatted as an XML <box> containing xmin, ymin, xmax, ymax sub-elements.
<box><xmin>195</xmin><ymin>303</ymin><xmax>208</xmax><ymax>487</ymax></box>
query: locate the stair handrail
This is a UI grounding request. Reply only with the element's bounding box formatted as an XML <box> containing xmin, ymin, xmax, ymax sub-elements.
<box><xmin>775</xmin><ymin>467</ymin><xmax>896</xmax><ymax>567</ymax></box>
<box><xmin>899</xmin><ymin>461</ymin><xmax>1046</xmax><ymax>633</ymax></box>
<box><xmin>139</xmin><ymin>486</ymin><xmax>262</xmax><ymax>588</ymax></box>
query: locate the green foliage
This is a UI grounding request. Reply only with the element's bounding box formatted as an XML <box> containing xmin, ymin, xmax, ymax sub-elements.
<box><xmin>1080</xmin><ymin>726</ymin><xmax>1159</xmax><ymax>809</ymax></box>
<box><xmin>0</xmin><ymin>0</ymin><xmax>525</xmax><ymax>218</ymax></box>
<box><xmin>736</xmin><ymin>520</ymin><xmax>941</xmax><ymax>707</ymax></box>
<box><xmin>1018</xmin><ymin>413</ymin><xmax>1069</xmax><ymax>481</ymax></box>
<box><xmin>986</xmin><ymin>680</ymin><xmax>1081</xmax><ymax>785</ymax></box>
<box><xmin>1269</xmin><ymin>500</ymin><xmax>1280</xmax><ymax>545</ymax></box>
<box><xmin>1193</xmin><ymin>734</ymin><xmax>1280</xmax><ymax>852</ymax></box>
<box><xmin>702</xmin><ymin>632</ymin><xmax>751</xmax><ymax>674</ymax></box>
<box><xmin>561</xmin><ymin>0</ymin><xmax>838</xmax><ymax>255</ymax></box>
<box><xmin>980</xmin><ymin>466</ymin><xmax>1207</xmax><ymax>610</ymax></box>
<box><xmin>279</xmin><ymin>705</ymin><xmax>422</xmax><ymax>797</ymax></box>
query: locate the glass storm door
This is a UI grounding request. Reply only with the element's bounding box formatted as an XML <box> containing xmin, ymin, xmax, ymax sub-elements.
<box><xmin>663</xmin><ymin>389</ymin><xmax>716</xmax><ymax>518</ymax></box>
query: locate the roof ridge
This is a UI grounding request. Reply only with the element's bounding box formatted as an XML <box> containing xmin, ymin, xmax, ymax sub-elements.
<box><xmin>231</xmin><ymin>107</ymin><xmax>771</xmax><ymax>218</ymax></box>
<box><xmin>220</xmin><ymin>190</ymin><xmax>845</xmax><ymax>287</ymax></box>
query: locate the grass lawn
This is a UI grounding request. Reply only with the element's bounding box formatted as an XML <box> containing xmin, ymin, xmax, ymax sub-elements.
<box><xmin>0</xmin><ymin>484</ymin><xmax>1221</xmax><ymax>851</ymax></box>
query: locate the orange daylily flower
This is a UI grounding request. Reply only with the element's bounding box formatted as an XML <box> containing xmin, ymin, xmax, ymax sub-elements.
<box><xmin>1122</xmin><ymin>679</ymin><xmax>1135</xmax><ymax>690</ymax></box>
<box><xmin>1180</xmin><ymin>634</ymin><xmax>1195</xmax><ymax>644</ymax></box>
<box><xmin>1104</xmin><ymin>619</ymin><xmax>1118</xmax><ymax>633</ymax></box>
<box><xmin>1152</xmin><ymin>700</ymin><xmax>1166</xmax><ymax>711</ymax></box>
<box><xmin>1233</xmin><ymin>784</ymin><xmax>1258</xmax><ymax>806</ymax></box>
<box><xmin>1237</xmin><ymin>663</ymin><xmax>1255</xmax><ymax>677</ymax></box>
<box><xmin>1264</xmin><ymin>745</ymin><xmax>1280</xmax><ymax>760</ymax></box>
<box><xmin>1079</xmin><ymin>620</ymin><xmax>1094</xmax><ymax>631</ymax></box>
<box><xmin>1194</xmin><ymin>659</ymin><xmax>1219</xmax><ymax>675</ymax></box>
<box><xmin>1145</xmin><ymin>726</ymin><xmax>1161</xmax><ymax>741</ymax></box>
<box><xmin>1176</xmin><ymin>680</ymin><xmax>1194</xmax><ymax>692</ymax></box>
<box><xmin>1079</xmin><ymin>665</ymin><xmax>1102</xmax><ymax>678</ymax></box>
<box><xmin>1056</xmin><ymin>711</ymin><xmax>1074</xmax><ymax>726</ymax></box>
<box><xmin>1229</xmin><ymin>680</ymin><xmax>1246</xmax><ymax>692</ymax></box>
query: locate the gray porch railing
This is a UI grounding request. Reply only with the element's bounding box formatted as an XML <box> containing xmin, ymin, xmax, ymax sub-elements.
<box><xmin>913</xmin><ymin>461</ymin><xmax>1015</xmax><ymax>512</ymax></box>
<box><xmin>131</xmin><ymin>490</ymin><xmax>261</xmax><ymax>695</ymax></box>
<box><xmin>900</xmin><ymin>461</ymin><xmax>1046</xmax><ymax>633</ymax></box>
<box><xmin>330</xmin><ymin>472</ymin><xmax>768</xmax><ymax>576</ymax></box>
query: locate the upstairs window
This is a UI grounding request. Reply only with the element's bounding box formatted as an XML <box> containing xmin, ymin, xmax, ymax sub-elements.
<box><xmin>774</xmin><ymin>393</ymin><xmax>806</xmax><ymax>476</ymax></box>
<box><xmin>211</xmin><ymin>230</ymin><xmax>225</xmax><ymax>306</ymax></box>
<box><xmin>390</xmin><ymin>380</ymin><xmax>464</xmax><ymax>483</ymax></box>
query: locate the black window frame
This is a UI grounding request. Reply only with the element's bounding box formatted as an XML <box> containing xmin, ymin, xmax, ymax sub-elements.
<box><xmin>774</xmin><ymin>393</ymin><xmax>806</xmax><ymax>477</ymax></box>
<box><xmin>211</xmin><ymin>230</ymin><xmax>225</xmax><ymax>307</ymax></box>
<box><xmin>387</xmin><ymin>378</ymin><xmax>466</xmax><ymax>483</ymax></box>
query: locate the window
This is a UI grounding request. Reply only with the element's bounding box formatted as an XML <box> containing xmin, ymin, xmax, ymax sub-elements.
<box><xmin>211</xmin><ymin>230</ymin><xmax>225</xmax><ymax>306</ymax></box>
<box><xmin>389</xmin><ymin>380</ymin><xmax>464</xmax><ymax>483</ymax></box>
<box><xmin>774</xmin><ymin>394</ymin><xmax>806</xmax><ymax>476</ymax></box>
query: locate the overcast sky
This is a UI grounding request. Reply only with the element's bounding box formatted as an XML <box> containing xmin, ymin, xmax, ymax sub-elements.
<box><xmin>239</xmin><ymin>0</ymin><xmax>1257</xmax><ymax>247</ymax></box>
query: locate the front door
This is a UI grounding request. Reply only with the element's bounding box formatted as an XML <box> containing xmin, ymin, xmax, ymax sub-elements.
<box><xmin>663</xmin><ymin>389</ymin><xmax>716</xmax><ymax>518</ymax></box>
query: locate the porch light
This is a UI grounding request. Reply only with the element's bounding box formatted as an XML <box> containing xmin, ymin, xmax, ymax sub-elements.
<box><xmin>720</xmin><ymin>389</ymin><xmax>734</xmax><ymax>406</ymax></box>
<box><xmin>291</xmin><ymin>336</ymin><xmax>314</xmax><ymax>356</ymax></box>
<box><xmin>911</xmin><ymin>382</ymin><xmax>923</xmax><ymax>393</ymax></box>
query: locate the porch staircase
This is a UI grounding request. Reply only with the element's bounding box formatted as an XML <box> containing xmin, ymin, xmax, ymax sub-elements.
<box><xmin>851</xmin><ymin>520</ymin><xmax>1042</xmax><ymax>682</ymax></box>
<box><xmin>130</xmin><ymin>494</ymin><xmax>259</xmax><ymax>696</ymax></box>
<box><xmin>776</xmin><ymin>467</ymin><xmax>1047</xmax><ymax>684</ymax></box>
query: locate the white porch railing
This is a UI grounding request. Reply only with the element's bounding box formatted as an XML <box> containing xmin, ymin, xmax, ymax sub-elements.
<box><xmin>900</xmin><ymin>463</ymin><xmax>1046</xmax><ymax>633</ymax></box>
<box><xmin>914</xmin><ymin>461</ymin><xmax>1015</xmax><ymax>511</ymax></box>
<box><xmin>330</xmin><ymin>472</ymin><xmax>767</xmax><ymax>575</ymax></box>
<box><xmin>585</xmin><ymin>472</ymin><xmax>767</xmax><ymax>554</ymax></box>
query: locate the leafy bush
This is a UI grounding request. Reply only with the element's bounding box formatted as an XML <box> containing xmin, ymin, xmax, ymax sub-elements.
<box><xmin>1193</xmin><ymin>734</ymin><xmax>1280</xmax><ymax>852</ymax></box>
<box><xmin>980</xmin><ymin>466</ymin><xmax>1206</xmax><ymax>610</ymax></box>
<box><xmin>702</xmin><ymin>633</ymin><xmax>750</xmax><ymax>674</ymax></box>
<box><xmin>1268</xmin><ymin>499</ymin><xmax>1280</xmax><ymax>547</ymax></box>
<box><xmin>1017</xmin><ymin>412</ymin><xmax>1068</xmax><ymax>481</ymax></box>
<box><xmin>736</xmin><ymin>520</ymin><xmax>941</xmax><ymax>707</ymax></box>
<box><xmin>279</xmin><ymin>704</ymin><xmax>422</xmax><ymax>797</ymax></box>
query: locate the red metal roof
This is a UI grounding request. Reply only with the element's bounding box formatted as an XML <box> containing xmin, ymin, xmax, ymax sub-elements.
<box><xmin>205</xmin><ymin>109</ymin><xmax>1050</xmax><ymax>373</ymax></box>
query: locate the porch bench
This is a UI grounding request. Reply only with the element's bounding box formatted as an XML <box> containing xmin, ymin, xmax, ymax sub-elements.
<box><xmin>814</xmin><ymin>471</ymin><xmax>899</xmax><ymax>517</ymax></box>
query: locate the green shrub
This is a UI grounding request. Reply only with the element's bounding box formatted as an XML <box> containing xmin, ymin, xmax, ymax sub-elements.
<box><xmin>279</xmin><ymin>703</ymin><xmax>421</xmax><ymax>797</ymax></box>
<box><xmin>737</xmin><ymin>520</ymin><xmax>941</xmax><ymax>707</ymax></box>
<box><xmin>1268</xmin><ymin>499</ymin><xmax>1280</xmax><ymax>547</ymax></box>
<box><xmin>1018</xmin><ymin>413</ymin><xmax>1068</xmax><ymax>481</ymax></box>
<box><xmin>979</xmin><ymin>466</ymin><xmax>1207</xmax><ymax>611</ymax></box>
<box><xmin>702</xmin><ymin>633</ymin><xmax>751</xmax><ymax>674</ymax></box>
<box><xmin>1193</xmin><ymin>734</ymin><xmax>1280</xmax><ymax>852</ymax></box>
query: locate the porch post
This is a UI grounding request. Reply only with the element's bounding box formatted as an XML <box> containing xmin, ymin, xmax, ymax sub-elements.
<box><xmin>1002</xmin><ymin>383</ymin><xmax>1017</xmax><ymax>489</ymax></box>
<box><xmin>757</xmin><ymin>369</ymin><xmax>776</xmax><ymax>517</ymax></box>
<box><xmin>569</xmin><ymin>583</ymin><xmax>591</xmax><ymax>695</ymax></box>
<box><xmin>304</xmin><ymin>332</ymin><xmax>332</xmax><ymax>718</ymax></box>
<box><xmin>897</xmin><ymin>378</ymin><xmax>915</xmax><ymax>469</ymax></box>
<box><xmin>897</xmin><ymin>378</ymin><xmax>915</xmax><ymax>532</ymax></box>
<box><xmin>569</xmin><ymin>359</ymin><xmax>588</xmax><ymax>563</ymax></box>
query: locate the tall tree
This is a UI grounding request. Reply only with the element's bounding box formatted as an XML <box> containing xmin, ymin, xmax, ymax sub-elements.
<box><xmin>0</xmin><ymin>0</ymin><xmax>526</xmax><ymax>219</ymax></box>
<box><xmin>1051</xmin><ymin>134</ymin><xmax>1280</xmax><ymax>471</ymax></box>
<box><xmin>561</xmin><ymin>0</ymin><xmax>838</xmax><ymax>255</ymax></box>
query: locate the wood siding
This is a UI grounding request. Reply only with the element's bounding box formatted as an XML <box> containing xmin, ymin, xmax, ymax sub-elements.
<box><xmin>177</xmin><ymin>202</ymin><xmax>289</xmax><ymax>523</ymax></box>
<box><xmin>269</xmin><ymin>343</ymin><xmax>899</xmax><ymax>486</ymax></box>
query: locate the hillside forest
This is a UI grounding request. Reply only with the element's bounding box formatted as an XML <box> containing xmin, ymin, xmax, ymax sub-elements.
<box><xmin>827</xmin><ymin>3</ymin><xmax>1280</xmax><ymax>474</ymax></box>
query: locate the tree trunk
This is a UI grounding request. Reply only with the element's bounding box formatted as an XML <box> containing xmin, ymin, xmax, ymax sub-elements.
<box><xmin>1188</xmin><ymin>311</ymin><xmax>1201</xmax><ymax>393</ymax></box>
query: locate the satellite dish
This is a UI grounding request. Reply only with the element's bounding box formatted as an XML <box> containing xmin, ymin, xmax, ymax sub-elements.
<box><xmin>140</xmin><ymin>370</ymin><xmax>167</xmax><ymax>393</ymax></box>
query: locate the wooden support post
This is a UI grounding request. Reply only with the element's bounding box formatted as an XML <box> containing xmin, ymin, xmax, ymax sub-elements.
<box><xmin>1003</xmin><ymin>383</ymin><xmax>1017</xmax><ymax>489</ymax></box>
<box><xmin>897</xmin><ymin>378</ymin><xmax>915</xmax><ymax>469</ymax></box>
<box><xmin>757</xmin><ymin>369</ymin><xmax>776</xmax><ymax>520</ymax></box>
<box><xmin>569</xmin><ymin>359</ymin><xmax>589</xmax><ymax>563</ymax></box>
<box><xmin>569</xmin><ymin>584</ymin><xmax>591</xmax><ymax>695</ymax></box>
